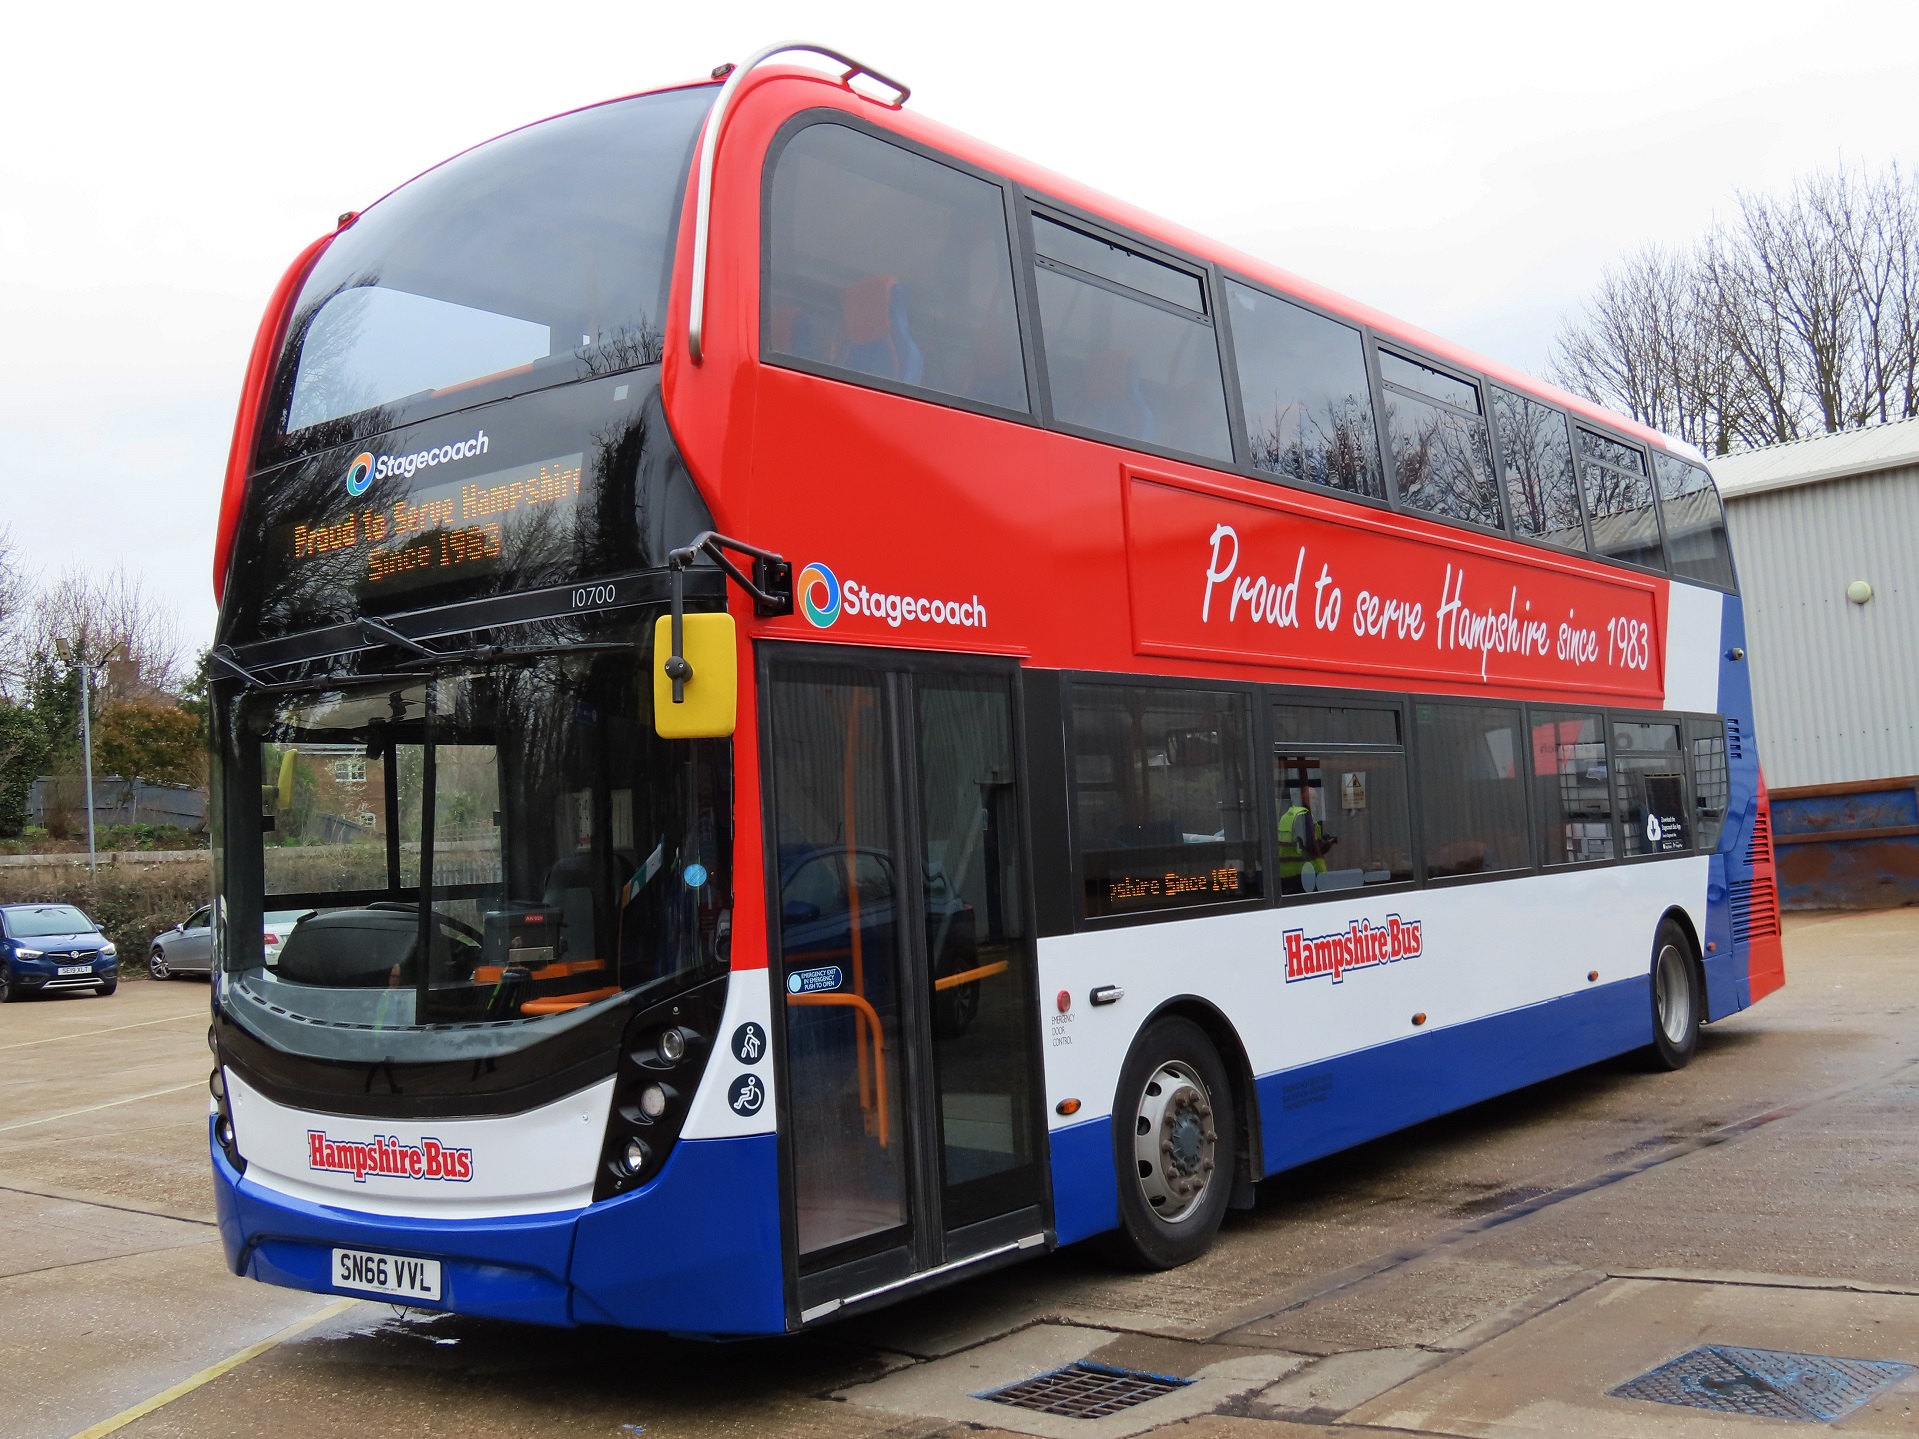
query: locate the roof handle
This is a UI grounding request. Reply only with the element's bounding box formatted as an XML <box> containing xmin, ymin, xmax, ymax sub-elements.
<box><xmin>687</xmin><ymin>41</ymin><xmax>910</xmax><ymax>364</ymax></box>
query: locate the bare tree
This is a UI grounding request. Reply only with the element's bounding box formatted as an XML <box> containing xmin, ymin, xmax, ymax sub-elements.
<box><xmin>28</xmin><ymin>565</ymin><xmax>184</xmax><ymax>700</ymax></box>
<box><xmin>0</xmin><ymin>526</ymin><xmax>32</xmax><ymax>696</ymax></box>
<box><xmin>1551</xmin><ymin>162</ymin><xmax>1919</xmax><ymax>454</ymax></box>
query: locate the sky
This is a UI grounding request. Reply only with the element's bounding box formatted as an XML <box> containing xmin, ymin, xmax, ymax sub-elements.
<box><xmin>5</xmin><ymin>0</ymin><xmax>1918</xmax><ymax>662</ymax></box>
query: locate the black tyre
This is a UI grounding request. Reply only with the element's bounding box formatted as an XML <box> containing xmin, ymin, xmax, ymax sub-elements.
<box><xmin>149</xmin><ymin>947</ymin><xmax>171</xmax><ymax>980</ymax></box>
<box><xmin>0</xmin><ymin>965</ymin><xmax>17</xmax><ymax>1003</ymax></box>
<box><xmin>1106</xmin><ymin>1016</ymin><xmax>1236</xmax><ymax>1270</ymax></box>
<box><xmin>1644</xmin><ymin>918</ymin><xmax>1702</xmax><ymax>1071</ymax></box>
<box><xmin>930</xmin><ymin>977</ymin><xmax>981</xmax><ymax>1039</ymax></box>
<box><xmin>97</xmin><ymin>979</ymin><xmax>118</xmax><ymax>997</ymax></box>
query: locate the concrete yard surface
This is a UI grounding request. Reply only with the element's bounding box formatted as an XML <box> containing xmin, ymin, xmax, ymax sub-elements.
<box><xmin>1</xmin><ymin>910</ymin><xmax>1916</xmax><ymax>1437</ymax></box>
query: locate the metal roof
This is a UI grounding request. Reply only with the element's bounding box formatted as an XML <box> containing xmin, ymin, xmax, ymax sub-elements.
<box><xmin>1711</xmin><ymin>416</ymin><xmax>1919</xmax><ymax>499</ymax></box>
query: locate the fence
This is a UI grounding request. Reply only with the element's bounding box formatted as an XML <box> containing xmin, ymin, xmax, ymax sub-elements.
<box><xmin>27</xmin><ymin>776</ymin><xmax>207</xmax><ymax>832</ymax></box>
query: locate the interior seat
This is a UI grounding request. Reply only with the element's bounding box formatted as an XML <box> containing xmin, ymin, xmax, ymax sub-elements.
<box><xmin>834</xmin><ymin>276</ymin><xmax>924</xmax><ymax>384</ymax></box>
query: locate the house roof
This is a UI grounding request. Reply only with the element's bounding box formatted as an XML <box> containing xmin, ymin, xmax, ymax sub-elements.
<box><xmin>1711</xmin><ymin>416</ymin><xmax>1919</xmax><ymax>499</ymax></box>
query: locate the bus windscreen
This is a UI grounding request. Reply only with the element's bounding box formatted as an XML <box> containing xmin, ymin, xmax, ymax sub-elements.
<box><xmin>269</xmin><ymin>84</ymin><xmax>713</xmax><ymax>446</ymax></box>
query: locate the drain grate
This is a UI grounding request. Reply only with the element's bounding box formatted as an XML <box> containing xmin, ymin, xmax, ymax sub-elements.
<box><xmin>980</xmin><ymin>1361</ymin><xmax>1192</xmax><ymax>1418</ymax></box>
<box><xmin>1611</xmin><ymin>1345</ymin><xmax>1915</xmax><ymax>1423</ymax></box>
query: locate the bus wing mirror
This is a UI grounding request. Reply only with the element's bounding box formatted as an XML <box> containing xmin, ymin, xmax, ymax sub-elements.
<box><xmin>652</xmin><ymin>612</ymin><xmax>737</xmax><ymax>739</ymax></box>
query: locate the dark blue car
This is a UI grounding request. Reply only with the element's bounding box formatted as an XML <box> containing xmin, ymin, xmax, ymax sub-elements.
<box><xmin>0</xmin><ymin>904</ymin><xmax>120</xmax><ymax>1001</ymax></box>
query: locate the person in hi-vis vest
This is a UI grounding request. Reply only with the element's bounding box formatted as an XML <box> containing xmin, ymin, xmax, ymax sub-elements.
<box><xmin>1277</xmin><ymin>778</ymin><xmax>1338</xmax><ymax>894</ymax></box>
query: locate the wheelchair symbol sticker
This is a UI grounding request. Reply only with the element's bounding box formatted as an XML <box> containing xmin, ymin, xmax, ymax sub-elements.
<box><xmin>728</xmin><ymin>1073</ymin><xmax>765</xmax><ymax>1116</ymax></box>
<box><xmin>731</xmin><ymin>1022</ymin><xmax>767</xmax><ymax>1064</ymax></box>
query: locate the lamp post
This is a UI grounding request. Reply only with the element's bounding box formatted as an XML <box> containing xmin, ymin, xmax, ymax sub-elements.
<box><xmin>53</xmin><ymin>639</ymin><xmax>122</xmax><ymax>875</ymax></box>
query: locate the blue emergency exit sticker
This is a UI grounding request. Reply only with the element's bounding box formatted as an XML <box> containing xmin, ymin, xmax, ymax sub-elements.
<box><xmin>786</xmin><ymin>966</ymin><xmax>844</xmax><ymax>995</ymax></box>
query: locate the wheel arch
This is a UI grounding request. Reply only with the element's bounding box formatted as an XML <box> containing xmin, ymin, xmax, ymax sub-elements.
<box><xmin>1136</xmin><ymin>995</ymin><xmax>1263</xmax><ymax>1202</ymax></box>
<box><xmin>1657</xmin><ymin>905</ymin><xmax>1705</xmax><ymax>978</ymax></box>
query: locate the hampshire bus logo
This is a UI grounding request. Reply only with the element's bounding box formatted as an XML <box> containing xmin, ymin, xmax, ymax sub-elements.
<box><xmin>1283</xmin><ymin>914</ymin><xmax>1423</xmax><ymax>985</ymax></box>
<box><xmin>799</xmin><ymin>562</ymin><xmax>841</xmax><ymax>628</ymax></box>
<box><xmin>344</xmin><ymin>452</ymin><xmax>375</xmax><ymax>497</ymax></box>
<box><xmin>307</xmin><ymin>1130</ymin><xmax>473</xmax><ymax>1183</ymax></box>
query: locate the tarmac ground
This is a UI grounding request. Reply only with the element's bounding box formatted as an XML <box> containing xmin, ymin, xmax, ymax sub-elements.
<box><xmin>3</xmin><ymin>908</ymin><xmax>1917</xmax><ymax>1438</ymax></box>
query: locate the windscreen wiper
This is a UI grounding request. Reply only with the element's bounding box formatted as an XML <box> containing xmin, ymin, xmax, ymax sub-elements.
<box><xmin>355</xmin><ymin>618</ymin><xmax>630</xmax><ymax>671</ymax></box>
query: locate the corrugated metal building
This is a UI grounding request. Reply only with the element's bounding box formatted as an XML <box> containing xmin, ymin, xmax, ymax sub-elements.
<box><xmin>1712</xmin><ymin>420</ymin><xmax>1919</xmax><ymax>908</ymax></box>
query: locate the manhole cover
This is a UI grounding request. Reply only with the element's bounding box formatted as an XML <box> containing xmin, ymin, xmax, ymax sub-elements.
<box><xmin>981</xmin><ymin>1361</ymin><xmax>1192</xmax><ymax>1418</ymax></box>
<box><xmin>1611</xmin><ymin>1344</ymin><xmax>1915</xmax><ymax>1422</ymax></box>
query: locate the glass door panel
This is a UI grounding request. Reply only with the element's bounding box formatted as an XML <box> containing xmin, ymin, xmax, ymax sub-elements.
<box><xmin>916</xmin><ymin>676</ymin><xmax>1043</xmax><ymax>1236</ymax></box>
<box><xmin>767</xmin><ymin>667</ymin><xmax>911</xmax><ymax>1262</ymax></box>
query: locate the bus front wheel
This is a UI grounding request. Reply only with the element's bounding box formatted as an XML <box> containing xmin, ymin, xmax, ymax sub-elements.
<box><xmin>1645</xmin><ymin>918</ymin><xmax>1702</xmax><ymax>1071</ymax></box>
<box><xmin>1106</xmin><ymin>1016</ymin><xmax>1236</xmax><ymax>1271</ymax></box>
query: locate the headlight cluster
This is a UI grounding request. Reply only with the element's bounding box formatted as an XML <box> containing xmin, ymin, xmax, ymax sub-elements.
<box><xmin>15</xmin><ymin>948</ymin><xmax>44</xmax><ymax>959</ymax></box>
<box><xmin>593</xmin><ymin>975</ymin><xmax>727</xmax><ymax>1202</ymax></box>
<box><xmin>209</xmin><ymin>1027</ymin><xmax>244</xmax><ymax>1173</ymax></box>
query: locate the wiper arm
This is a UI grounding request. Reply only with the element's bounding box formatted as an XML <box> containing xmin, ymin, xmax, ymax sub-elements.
<box><xmin>360</xmin><ymin>617</ymin><xmax>439</xmax><ymax>659</ymax></box>
<box><xmin>209</xmin><ymin>646</ymin><xmax>266</xmax><ymax>688</ymax></box>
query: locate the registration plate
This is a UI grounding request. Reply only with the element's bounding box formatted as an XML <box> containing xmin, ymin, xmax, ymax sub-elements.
<box><xmin>57</xmin><ymin>964</ymin><xmax>92</xmax><ymax>975</ymax></box>
<box><xmin>331</xmin><ymin>1247</ymin><xmax>442</xmax><ymax>1300</ymax></box>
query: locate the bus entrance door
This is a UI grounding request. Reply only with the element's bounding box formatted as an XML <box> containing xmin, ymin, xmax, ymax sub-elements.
<box><xmin>766</xmin><ymin>655</ymin><xmax>1047</xmax><ymax>1321</ymax></box>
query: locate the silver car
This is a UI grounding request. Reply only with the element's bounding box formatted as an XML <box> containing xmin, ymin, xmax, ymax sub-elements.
<box><xmin>150</xmin><ymin>908</ymin><xmax>314</xmax><ymax>979</ymax></box>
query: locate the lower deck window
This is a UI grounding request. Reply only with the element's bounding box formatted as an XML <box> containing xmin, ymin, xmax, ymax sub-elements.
<box><xmin>1688</xmin><ymin>717</ymin><xmax>1730</xmax><ymax>852</ymax></box>
<box><xmin>1532</xmin><ymin>711</ymin><xmax>1615</xmax><ymax>865</ymax></box>
<box><xmin>1614</xmin><ymin>718</ymin><xmax>1691</xmax><ymax>855</ymax></box>
<box><xmin>1071</xmin><ymin>685</ymin><xmax>1261</xmax><ymax>918</ymax></box>
<box><xmin>1416</xmin><ymin>703</ymin><xmax>1530</xmax><ymax>878</ymax></box>
<box><xmin>1272</xmin><ymin>702</ymin><xmax>1412</xmax><ymax>895</ymax></box>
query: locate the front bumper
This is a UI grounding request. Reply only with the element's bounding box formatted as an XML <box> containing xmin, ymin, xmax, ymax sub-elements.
<box><xmin>10</xmin><ymin>956</ymin><xmax>117</xmax><ymax>991</ymax></box>
<box><xmin>211</xmin><ymin>1120</ymin><xmax>787</xmax><ymax>1334</ymax></box>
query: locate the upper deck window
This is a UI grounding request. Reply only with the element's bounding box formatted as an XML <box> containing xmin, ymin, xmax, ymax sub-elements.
<box><xmin>1491</xmin><ymin>388</ymin><xmax>1585</xmax><ymax>551</ymax></box>
<box><xmin>1577</xmin><ymin>428</ymin><xmax>1663</xmax><ymax>570</ymax></box>
<box><xmin>1226</xmin><ymin>283</ymin><xmax>1385</xmax><ymax>500</ymax></box>
<box><xmin>1653</xmin><ymin>453</ymin><xmax>1736</xmax><ymax>590</ymax></box>
<box><xmin>765</xmin><ymin>124</ymin><xmax>1027</xmax><ymax>411</ymax></box>
<box><xmin>1031</xmin><ymin>216</ymin><xmax>1232</xmax><ymax>462</ymax></box>
<box><xmin>274</xmin><ymin>86</ymin><xmax>713</xmax><ymax>444</ymax></box>
<box><xmin>1379</xmin><ymin>351</ymin><xmax>1503</xmax><ymax>530</ymax></box>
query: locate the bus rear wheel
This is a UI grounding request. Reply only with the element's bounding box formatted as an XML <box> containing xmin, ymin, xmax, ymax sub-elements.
<box><xmin>1645</xmin><ymin>918</ymin><xmax>1702</xmax><ymax>1071</ymax></box>
<box><xmin>1106</xmin><ymin>1016</ymin><xmax>1235</xmax><ymax>1271</ymax></box>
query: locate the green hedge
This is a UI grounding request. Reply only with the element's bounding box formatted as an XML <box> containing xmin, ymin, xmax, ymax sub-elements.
<box><xmin>0</xmin><ymin>859</ymin><xmax>212</xmax><ymax>977</ymax></box>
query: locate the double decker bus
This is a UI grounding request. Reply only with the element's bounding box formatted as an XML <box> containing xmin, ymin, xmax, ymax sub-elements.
<box><xmin>206</xmin><ymin>43</ymin><xmax>1784</xmax><ymax>1334</ymax></box>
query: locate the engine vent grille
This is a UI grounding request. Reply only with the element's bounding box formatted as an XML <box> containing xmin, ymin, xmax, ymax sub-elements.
<box><xmin>1744</xmin><ymin>804</ymin><xmax>1772</xmax><ymax>866</ymax></box>
<box><xmin>1731</xmin><ymin>875</ymin><xmax>1781</xmax><ymax>943</ymax></box>
<box><xmin>1725</xmin><ymin>716</ymin><xmax>1745</xmax><ymax>760</ymax></box>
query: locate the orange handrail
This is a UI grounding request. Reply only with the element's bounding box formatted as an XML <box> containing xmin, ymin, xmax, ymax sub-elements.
<box><xmin>473</xmin><ymin>958</ymin><xmax>606</xmax><ymax>984</ymax></box>
<box><xmin>785</xmin><ymin>990</ymin><xmax>888</xmax><ymax>1148</ymax></box>
<box><xmin>520</xmin><ymin>987</ymin><xmax>620</xmax><ymax>1015</ymax></box>
<box><xmin>932</xmin><ymin>959</ymin><xmax>1010</xmax><ymax>992</ymax></box>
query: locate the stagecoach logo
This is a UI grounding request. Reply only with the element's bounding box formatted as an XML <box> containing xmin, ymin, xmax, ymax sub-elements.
<box><xmin>307</xmin><ymin>1130</ymin><xmax>474</xmax><ymax>1183</ymax></box>
<box><xmin>797</xmin><ymin>559</ymin><xmax>989</xmax><ymax>632</ymax></box>
<box><xmin>341</xmin><ymin>430</ymin><xmax>491</xmax><ymax>496</ymax></box>
<box><xmin>799</xmin><ymin>561</ymin><xmax>841</xmax><ymax>627</ymax></box>
<box><xmin>1646</xmin><ymin>814</ymin><xmax>1664</xmax><ymax>844</ymax></box>
<box><xmin>1283</xmin><ymin>914</ymin><xmax>1423</xmax><ymax>985</ymax></box>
